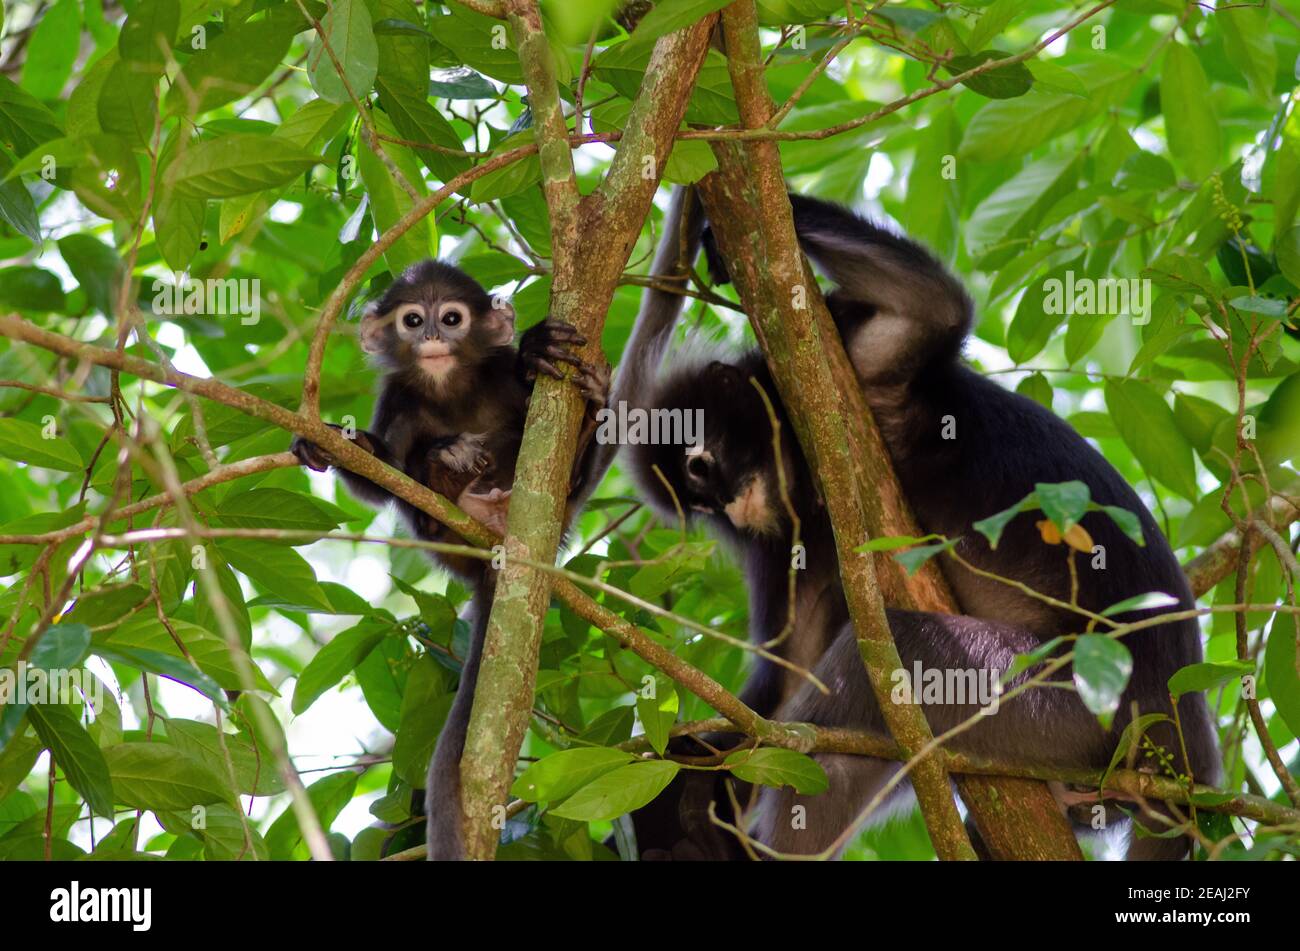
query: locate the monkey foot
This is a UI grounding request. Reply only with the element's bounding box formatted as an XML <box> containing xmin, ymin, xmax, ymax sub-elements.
<box><xmin>436</xmin><ymin>433</ymin><xmax>491</xmax><ymax>474</ymax></box>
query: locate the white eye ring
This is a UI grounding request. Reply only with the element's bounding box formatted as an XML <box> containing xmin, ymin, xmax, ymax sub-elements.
<box><xmin>394</xmin><ymin>303</ymin><xmax>424</xmax><ymax>329</ymax></box>
<box><xmin>438</xmin><ymin>302</ymin><xmax>467</xmax><ymax>327</ymax></box>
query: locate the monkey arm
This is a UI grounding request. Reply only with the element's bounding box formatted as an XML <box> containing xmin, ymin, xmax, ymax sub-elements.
<box><xmin>586</xmin><ymin>187</ymin><xmax>707</xmax><ymax>492</ymax></box>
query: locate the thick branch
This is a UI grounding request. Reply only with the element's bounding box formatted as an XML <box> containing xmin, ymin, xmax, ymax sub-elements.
<box><xmin>458</xmin><ymin>3</ymin><xmax>719</xmax><ymax>859</ymax></box>
<box><xmin>700</xmin><ymin>0</ymin><xmax>976</xmax><ymax>861</ymax></box>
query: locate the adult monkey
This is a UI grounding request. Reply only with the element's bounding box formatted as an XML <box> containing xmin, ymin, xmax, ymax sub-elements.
<box><xmin>617</xmin><ymin>187</ymin><xmax>1219</xmax><ymax>859</ymax></box>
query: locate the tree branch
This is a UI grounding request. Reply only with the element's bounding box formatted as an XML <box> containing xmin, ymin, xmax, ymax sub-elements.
<box><xmin>698</xmin><ymin>0</ymin><xmax>979</xmax><ymax>861</ymax></box>
<box><xmin>458</xmin><ymin>2</ymin><xmax>719</xmax><ymax>859</ymax></box>
<box><xmin>0</xmin><ymin>313</ymin><xmax>770</xmax><ymax>745</ymax></box>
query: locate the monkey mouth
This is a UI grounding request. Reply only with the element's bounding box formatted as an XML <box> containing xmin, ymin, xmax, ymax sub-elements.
<box><xmin>724</xmin><ymin>476</ymin><xmax>778</xmax><ymax>536</ymax></box>
<box><xmin>418</xmin><ymin>353</ymin><xmax>456</xmax><ymax>375</ymax></box>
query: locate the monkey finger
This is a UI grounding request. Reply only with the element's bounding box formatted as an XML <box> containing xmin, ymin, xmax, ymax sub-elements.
<box><xmin>539</xmin><ymin>344</ymin><xmax>586</xmax><ymax>368</ymax></box>
<box><xmin>539</xmin><ymin>319</ymin><xmax>585</xmax><ymax>343</ymax></box>
<box><xmin>524</xmin><ymin>356</ymin><xmax>566</xmax><ymax>380</ymax></box>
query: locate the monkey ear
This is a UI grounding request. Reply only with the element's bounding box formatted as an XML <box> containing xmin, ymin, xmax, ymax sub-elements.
<box><xmin>482</xmin><ymin>299</ymin><xmax>516</xmax><ymax>347</ymax></box>
<box><xmin>359</xmin><ymin>304</ymin><xmax>392</xmax><ymax>353</ymax></box>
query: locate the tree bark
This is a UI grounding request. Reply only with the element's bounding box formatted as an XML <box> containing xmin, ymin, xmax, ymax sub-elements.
<box><xmin>457</xmin><ymin>3</ymin><xmax>720</xmax><ymax>859</ymax></box>
<box><xmin>697</xmin><ymin>0</ymin><xmax>1082</xmax><ymax>860</ymax></box>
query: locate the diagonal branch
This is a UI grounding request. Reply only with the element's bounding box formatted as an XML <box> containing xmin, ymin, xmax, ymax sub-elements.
<box><xmin>0</xmin><ymin>313</ymin><xmax>770</xmax><ymax>746</ymax></box>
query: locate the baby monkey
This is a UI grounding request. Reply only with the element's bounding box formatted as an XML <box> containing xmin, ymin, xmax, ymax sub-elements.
<box><xmin>291</xmin><ymin>259</ymin><xmax>609</xmax><ymax>858</ymax></box>
<box><xmin>292</xmin><ymin>260</ymin><xmax>607</xmax><ymax>547</ymax></box>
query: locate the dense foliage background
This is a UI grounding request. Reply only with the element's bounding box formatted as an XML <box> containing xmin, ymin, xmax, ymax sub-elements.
<box><xmin>0</xmin><ymin>0</ymin><xmax>1297</xmax><ymax>861</ymax></box>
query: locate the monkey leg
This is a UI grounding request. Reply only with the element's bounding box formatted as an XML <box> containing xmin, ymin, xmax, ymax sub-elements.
<box><xmin>752</xmin><ymin>611</ymin><xmax>1122</xmax><ymax>858</ymax></box>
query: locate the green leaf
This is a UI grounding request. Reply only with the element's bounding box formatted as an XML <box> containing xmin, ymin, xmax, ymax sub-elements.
<box><xmin>216</xmin><ymin>488</ymin><xmax>345</xmax><ymax>533</ymax></box>
<box><xmin>118</xmin><ymin>0</ymin><xmax>179</xmax><ymax>69</ymax></box>
<box><xmin>391</xmin><ymin>655</ymin><xmax>452</xmax><ymax>786</ymax></box>
<box><xmin>103</xmin><ymin>742</ymin><xmax>231</xmax><ymax>810</ymax></box>
<box><xmin>1101</xmin><ymin>713</ymin><xmax>1169</xmax><ymax>786</ymax></box>
<box><xmin>1167</xmin><ymin>661</ymin><xmax>1254</xmax><ymax>698</ymax></box>
<box><xmin>0</xmin><ymin>76</ymin><xmax>64</xmax><ymax>156</ymax></box>
<box><xmin>1023</xmin><ymin>58</ymin><xmax>1087</xmax><ymax>98</ymax></box>
<box><xmin>967</xmin><ymin>0</ymin><xmax>1024</xmax><ymax>51</ymax></box>
<box><xmin>374</xmin><ymin>0</ymin><xmax>431</xmax><ymax>96</ymax></box>
<box><xmin>594</xmin><ymin>43</ymin><xmax>737</xmax><ymax>126</ymax></box>
<box><xmin>972</xmin><ymin>492</ymin><xmax>1032</xmax><ymax>549</ymax></box>
<box><xmin>57</xmin><ymin>233</ymin><xmax>121</xmax><ymax>317</ymax></box>
<box><xmin>549</xmin><ymin>760</ymin><xmax>681</xmax><ymax>822</ymax></box>
<box><xmin>1159</xmin><ymin>43</ymin><xmax>1220</xmax><ymax>183</ymax></box>
<box><xmin>724</xmin><ymin>747</ymin><xmax>828</xmax><ymax>793</ymax></box>
<box><xmin>1219</xmin><ymin>5</ymin><xmax>1275</xmax><ymax>103</ymax></box>
<box><xmin>0</xmin><ymin>418</ymin><xmax>85</xmax><ymax>471</ymax></box>
<box><xmin>166</xmin><ymin>8</ymin><xmax>299</xmax><ymax>116</ymax></box>
<box><xmin>357</xmin><ymin>114</ymin><xmax>435</xmax><ymax>272</ymax></box>
<box><xmin>511</xmin><ymin>747</ymin><xmax>636</xmax><ymax>803</ymax></box>
<box><xmin>626</xmin><ymin>0</ymin><xmax>731</xmax><ymax>49</ymax></box>
<box><xmin>635</xmin><ymin>682</ymin><xmax>678</xmax><ymax>756</ymax></box>
<box><xmin>1263</xmin><ymin>611</ymin><xmax>1300</xmax><ymax>741</ymax></box>
<box><xmin>153</xmin><ymin>188</ymin><xmax>205</xmax><ymax>271</ymax></box>
<box><xmin>1007</xmin><ymin>260</ymin><xmax>1078</xmax><ymax>363</ymax></box>
<box><xmin>98</xmin><ymin>616</ymin><xmax>275</xmax><ymax>692</ymax></box>
<box><xmin>21</xmin><ymin>0</ymin><xmax>81</xmax><ymax>101</ymax></box>
<box><xmin>961</xmin><ymin>61</ymin><xmax>1133</xmax><ymax>162</ymax></box>
<box><xmin>894</xmin><ymin>539</ymin><xmax>957</xmax><ymax>575</ymax></box>
<box><xmin>1276</xmin><ymin>225</ymin><xmax>1300</xmax><ymax>288</ymax></box>
<box><xmin>165</xmin><ymin>134</ymin><xmax>320</xmax><ymax>198</ymax></box>
<box><xmin>92</xmin><ymin>645</ymin><xmax>227</xmax><ymax>707</ymax></box>
<box><xmin>375</xmin><ymin>77</ymin><xmax>471</xmax><ymax>183</ymax></box>
<box><xmin>0</xmin><ymin>152</ymin><xmax>41</xmax><ymax>243</ymax></box>
<box><xmin>428</xmin><ymin>67</ymin><xmax>497</xmax><ymax>100</ymax></box>
<box><xmin>28</xmin><ymin>623</ymin><xmax>91</xmax><ymax>669</ymax></box>
<box><xmin>1100</xmin><ymin>592</ymin><xmax>1178</xmax><ymax>617</ymax></box>
<box><xmin>162</xmin><ymin>722</ymin><xmax>284</xmax><ymax>795</ymax></box>
<box><xmin>854</xmin><ymin>534</ymin><xmax>944</xmax><ymax>553</ymax></box>
<box><xmin>1103</xmin><ymin>379</ymin><xmax>1199</xmax><ymax>500</ymax></box>
<box><xmin>217</xmin><ymin>538</ymin><xmax>333</xmax><ymax>613</ymax></box>
<box><xmin>291</xmin><ymin>619</ymin><xmax>389</xmax><ymax>714</ymax></box>
<box><xmin>967</xmin><ymin>154</ymin><xmax>1078</xmax><ymax>263</ymax></box>
<box><xmin>1034</xmin><ymin>480</ymin><xmax>1090</xmax><ymax>532</ymax></box>
<box><xmin>266</xmin><ymin>771</ymin><xmax>356</xmax><ymax>859</ymax></box>
<box><xmin>96</xmin><ymin>59</ymin><xmax>158</xmax><ymax>145</ymax></box>
<box><xmin>308</xmin><ymin>0</ymin><xmax>379</xmax><ymax>105</ymax></box>
<box><xmin>0</xmin><ymin>265</ymin><xmax>67</xmax><ymax>312</ymax></box>
<box><xmin>945</xmin><ymin>51</ymin><xmax>1033</xmax><ymax>100</ymax></box>
<box><xmin>1072</xmin><ymin>635</ymin><xmax>1133</xmax><ymax>727</ymax></box>
<box><xmin>28</xmin><ymin>705</ymin><xmax>114</xmax><ymax>816</ymax></box>
<box><xmin>469</xmin><ymin>129</ymin><xmax>540</xmax><ymax>202</ymax></box>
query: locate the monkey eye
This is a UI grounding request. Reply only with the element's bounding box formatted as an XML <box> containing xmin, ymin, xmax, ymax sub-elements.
<box><xmin>441</xmin><ymin>308</ymin><xmax>464</xmax><ymax>327</ymax></box>
<box><xmin>401</xmin><ymin>311</ymin><xmax>424</xmax><ymax>329</ymax></box>
<box><xmin>686</xmin><ymin>454</ymin><xmax>711</xmax><ymax>481</ymax></box>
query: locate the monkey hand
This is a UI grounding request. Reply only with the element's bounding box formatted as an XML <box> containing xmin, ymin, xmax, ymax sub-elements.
<box><xmin>519</xmin><ymin>318</ymin><xmax>610</xmax><ymax>405</ymax></box>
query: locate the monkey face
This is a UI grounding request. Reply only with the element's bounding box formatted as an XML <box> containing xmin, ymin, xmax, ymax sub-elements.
<box><xmin>360</xmin><ymin>260</ymin><xmax>516</xmax><ymax>378</ymax></box>
<box><xmin>634</xmin><ymin>360</ymin><xmax>791</xmax><ymax>540</ymax></box>
<box><xmin>391</xmin><ymin>299</ymin><xmax>474</xmax><ymax>377</ymax></box>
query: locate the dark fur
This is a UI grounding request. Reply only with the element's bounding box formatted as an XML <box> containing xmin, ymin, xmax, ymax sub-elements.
<box><xmin>292</xmin><ymin>259</ymin><xmax>608</xmax><ymax>860</ymax></box>
<box><xmin>624</xmin><ymin>191</ymin><xmax>1219</xmax><ymax>860</ymax></box>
